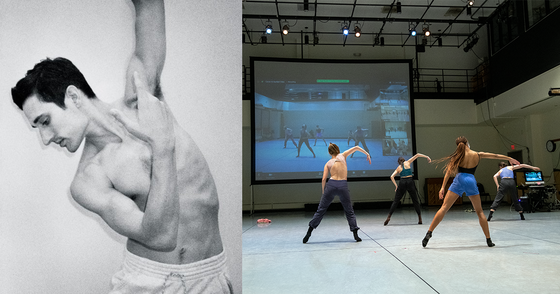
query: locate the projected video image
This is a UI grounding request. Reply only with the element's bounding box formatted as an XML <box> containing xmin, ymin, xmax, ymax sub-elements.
<box><xmin>525</xmin><ymin>171</ymin><xmax>543</xmax><ymax>182</ymax></box>
<box><xmin>251</xmin><ymin>58</ymin><xmax>416</xmax><ymax>183</ymax></box>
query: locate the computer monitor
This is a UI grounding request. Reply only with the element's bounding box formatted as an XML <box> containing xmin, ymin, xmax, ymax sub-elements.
<box><xmin>524</xmin><ymin>171</ymin><xmax>545</xmax><ymax>185</ymax></box>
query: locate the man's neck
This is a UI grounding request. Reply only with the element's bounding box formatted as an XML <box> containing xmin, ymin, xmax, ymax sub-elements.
<box><xmin>82</xmin><ymin>98</ymin><xmax>125</xmax><ymax>151</ymax></box>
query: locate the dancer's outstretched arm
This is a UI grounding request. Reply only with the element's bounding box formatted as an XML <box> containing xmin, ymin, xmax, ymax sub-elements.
<box><xmin>511</xmin><ymin>164</ymin><xmax>540</xmax><ymax>171</ymax></box>
<box><xmin>406</xmin><ymin>153</ymin><xmax>431</xmax><ymax>164</ymax></box>
<box><xmin>341</xmin><ymin>146</ymin><xmax>371</xmax><ymax>164</ymax></box>
<box><xmin>479</xmin><ymin>152</ymin><xmax>520</xmax><ymax>166</ymax></box>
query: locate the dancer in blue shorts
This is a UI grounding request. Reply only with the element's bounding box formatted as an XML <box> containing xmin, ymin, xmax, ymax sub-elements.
<box><xmin>422</xmin><ymin>136</ymin><xmax>519</xmax><ymax>248</ymax></box>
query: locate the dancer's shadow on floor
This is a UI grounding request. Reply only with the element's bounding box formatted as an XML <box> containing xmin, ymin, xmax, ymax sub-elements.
<box><xmin>424</xmin><ymin>243</ymin><xmax>529</xmax><ymax>250</ymax></box>
<box><xmin>383</xmin><ymin>223</ymin><xmax>423</xmax><ymax>227</ymax></box>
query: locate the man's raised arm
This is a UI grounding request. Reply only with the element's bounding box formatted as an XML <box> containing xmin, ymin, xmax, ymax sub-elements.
<box><xmin>125</xmin><ymin>0</ymin><xmax>166</xmax><ymax>100</ymax></box>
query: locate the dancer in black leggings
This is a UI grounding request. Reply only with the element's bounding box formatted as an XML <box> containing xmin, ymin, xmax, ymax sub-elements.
<box><xmin>350</xmin><ymin>126</ymin><xmax>369</xmax><ymax>158</ymax></box>
<box><xmin>303</xmin><ymin>143</ymin><xmax>371</xmax><ymax>243</ymax></box>
<box><xmin>384</xmin><ymin>153</ymin><xmax>431</xmax><ymax>226</ymax></box>
<box><xmin>487</xmin><ymin>162</ymin><xmax>540</xmax><ymax>221</ymax></box>
<box><xmin>296</xmin><ymin>124</ymin><xmax>316</xmax><ymax>158</ymax></box>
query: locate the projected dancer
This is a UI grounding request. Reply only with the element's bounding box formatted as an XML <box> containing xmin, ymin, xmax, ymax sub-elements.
<box><xmin>296</xmin><ymin>124</ymin><xmax>316</xmax><ymax>158</ymax></box>
<box><xmin>283</xmin><ymin>126</ymin><xmax>297</xmax><ymax>148</ymax></box>
<box><xmin>384</xmin><ymin>153</ymin><xmax>431</xmax><ymax>226</ymax></box>
<box><xmin>422</xmin><ymin>136</ymin><xmax>519</xmax><ymax>248</ymax></box>
<box><xmin>314</xmin><ymin>125</ymin><xmax>327</xmax><ymax>146</ymax></box>
<box><xmin>487</xmin><ymin>162</ymin><xmax>540</xmax><ymax>221</ymax></box>
<box><xmin>350</xmin><ymin>126</ymin><xmax>369</xmax><ymax>157</ymax></box>
<box><xmin>347</xmin><ymin>130</ymin><xmax>355</xmax><ymax>146</ymax></box>
<box><xmin>11</xmin><ymin>1</ymin><xmax>232</xmax><ymax>292</ymax></box>
<box><xmin>303</xmin><ymin>143</ymin><xmax>371</xmax><ymax>243</ymax></box>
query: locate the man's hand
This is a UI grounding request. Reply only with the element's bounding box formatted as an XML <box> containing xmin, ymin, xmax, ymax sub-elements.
<box><xmin>112</xmin><ymin>72</ymin><xmax>175</xmax><ymax>152</ymax></box>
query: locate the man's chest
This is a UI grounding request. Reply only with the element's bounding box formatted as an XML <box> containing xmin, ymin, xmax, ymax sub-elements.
<box><xmin>98</xmin><ymin>142</ymin><xmax>152</xmax><ymax>200</ymax></box>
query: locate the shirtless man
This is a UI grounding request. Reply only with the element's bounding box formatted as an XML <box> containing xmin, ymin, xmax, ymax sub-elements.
<box><xmin>302</xmin><ymin>143</ymin><xmax>370</xmax><ymax>243</ymax></box>
<box><xmin>11</xmin><ymin>0</ymin><xmax>231</xmax><ymax>292</ymax></box>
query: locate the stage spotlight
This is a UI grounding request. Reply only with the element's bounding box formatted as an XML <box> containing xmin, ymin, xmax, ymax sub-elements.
<box><xmin>282</xmin><ymin>24</ymin><xmax>289</xmax><ymax>35</ymax></box>
<box><xmin>396</xmin><ymin>1</ymin><xmax>402</xmax><ymax>14</ymax></box>
<box><xmin>265</xmin><ymin>24</ymin><xmax>272</xmax><ymax>34</ymax></box>
<box><xmin>468</xmin><ymin>0</ymin><xmax>475</xmax><ymax>6</ymax></box>
<box><xmin>423</xmin><ymin>24</ymin><xmax>431</xmax><ymax>37</ymax></box>
<box><xmin>409</xmin><ymin>22</ymin><xmax>417</xmax><ymax>36</ymax></box>
<box><xmin>463</xmin><ymin>35</ymin><xmax>479</xmax><ymax>52</ymax></box>
<box><xmin>354</xmin><ymin>25</ymin><xmax>361</xmax><ymax>38</ymax></box>
<box><xmin>342</xmin><ymin>25</ymin><xmax>349</xmax><ymax>36</ymax></box>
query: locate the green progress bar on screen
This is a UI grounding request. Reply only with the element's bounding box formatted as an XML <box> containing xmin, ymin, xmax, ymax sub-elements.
<box><xmin>316</xmin><ymin>79</ymin><xmax>349</xmax><ymax>83</ymax></box>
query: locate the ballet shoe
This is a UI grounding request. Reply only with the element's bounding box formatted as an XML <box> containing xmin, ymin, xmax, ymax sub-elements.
<box><xmin>520</xmin><ymin>212</ymin><xmax>525</xmax><ymax>220</ymax></box>
<box><xmin>422</xmin><ymin>231</ymin><xmax>432</xmax><ymax>247</ymax></box>
<box><xmin>303</xmin><ymin>226</ymin><xmax>313</xmax><ymax>244</ymax></box>
<box><xmin>418</xmin><ymin>215</ymin><xmax>422</xmax><ymax>225</ymax></box>
<box><xmin>486</xmin><ymin>238</ymin><xmax>495</xmax><ymax>247</ymax></box>
<box><xmin>383</xmin><ymin>217</ymin><xmax>390</xmax><ymax>226</ymax></box>
<box><xmin>352</xmin><ymin>229</ymin><xmax>362</xmax><ymax>242</ymax></box>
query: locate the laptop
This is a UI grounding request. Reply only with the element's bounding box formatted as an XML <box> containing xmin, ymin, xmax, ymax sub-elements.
<box><xmin>524</xmin><ymin>171</ymin><xmax>545</xmax><ymax>185</ymax></box>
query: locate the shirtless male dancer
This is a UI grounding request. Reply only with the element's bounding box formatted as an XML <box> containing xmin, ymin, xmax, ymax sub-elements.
<box><xmin>11</xmin><ymin>0</ymin><xmax>232</xmax><ymax>292</ymax></box>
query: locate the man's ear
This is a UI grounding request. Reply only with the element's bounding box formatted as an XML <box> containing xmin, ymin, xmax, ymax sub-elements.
<box><xmin>65</xmin><ymin>85</ymin><xmax>81</xmax><ymax>108</ymax></box>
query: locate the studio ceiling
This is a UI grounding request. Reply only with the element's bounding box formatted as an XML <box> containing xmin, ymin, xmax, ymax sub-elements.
<box><xmin>242</xmin><ymin>0</ymin><xmax>501</xmax><ymax>49</ymax></box>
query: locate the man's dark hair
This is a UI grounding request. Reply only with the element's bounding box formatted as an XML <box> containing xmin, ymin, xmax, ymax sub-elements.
<box><xmin>11</xmin><ymin>57</ymin><xmax>96</xmax><ymax>110</ymax></box>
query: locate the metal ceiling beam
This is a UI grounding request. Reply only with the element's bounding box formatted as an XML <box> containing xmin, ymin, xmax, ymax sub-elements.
<box><xmin>242</xmin><ymin>14</ymin><xmax>485</xmax><ymax>25</ymax></box>
<box><xmin>243</xmin><ymin>30</ymin><xmax>471</xmax><ymax>37</ymax></box>
<box><xmin>243</xmin><ymin>0</ymin><xmax>495</xmax><ymax>9</ymax></box>
<box><xmin>241</xmin><ymin>41</ymin><xmax>462</xmax><ymax>47</ymax></box>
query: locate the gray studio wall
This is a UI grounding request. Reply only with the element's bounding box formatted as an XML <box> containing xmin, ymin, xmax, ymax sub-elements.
<box><xmin>242</xmin><ymin>27</ymin><xmax>560</xmax><ymax>211</ymax></box>
<box><xmin>0</xmin><ymin>1</ymin><xmax>241</xmax><ymax>293</ymax></box>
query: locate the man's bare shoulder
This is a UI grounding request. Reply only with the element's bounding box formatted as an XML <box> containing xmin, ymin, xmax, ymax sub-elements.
<box><xmin>71</xmin><ymin>155</ymin><xmax>112</xmax><ymax>212</ymax></box>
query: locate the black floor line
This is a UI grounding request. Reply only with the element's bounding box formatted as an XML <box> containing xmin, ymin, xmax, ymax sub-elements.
<box><xmin>360</xmin><ymin>230</ymin><xmax>440</xmax><ymax>294</ymax></box>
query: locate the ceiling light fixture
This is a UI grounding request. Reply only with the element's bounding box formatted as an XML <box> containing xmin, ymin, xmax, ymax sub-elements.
<box><xmin>282</xmin><ymin>24</ymin><xmax>289</xmax><ymax>35</ymax></box>
<box><xmin>409</xmin><ymin>22</ymin><xmax>417</xmax><ymax>36</ymax></box>
<box><xmin>423</xmin><ymin>23</ymin><xmax>431</xmax><ymax>37</ymax></box>
<box><xmin>264</xmin><ymin>22</ymin><xmax>272</xmax><ymax>34</ymax></box>
<box><xmin>342</xmin><ymin>24</ymin><xmax>349</xmax><ymax>36</ymax></box>
<box><xmin>354</xmin><ymin>25</ymin><xmax>361</xmax><ymax>38</ymax></box>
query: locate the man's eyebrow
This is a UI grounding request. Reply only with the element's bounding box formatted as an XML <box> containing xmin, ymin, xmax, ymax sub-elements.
<box><xmin>31</xmin><ymin>114</ymin><xmax>45</xmax><ymax>128</ymax></box>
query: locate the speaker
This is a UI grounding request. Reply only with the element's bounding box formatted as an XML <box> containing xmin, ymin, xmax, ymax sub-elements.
<box><xmin>519</xmin><ymin>196</ymin><xmax>531</xmax><ymax>212</ymax></box>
